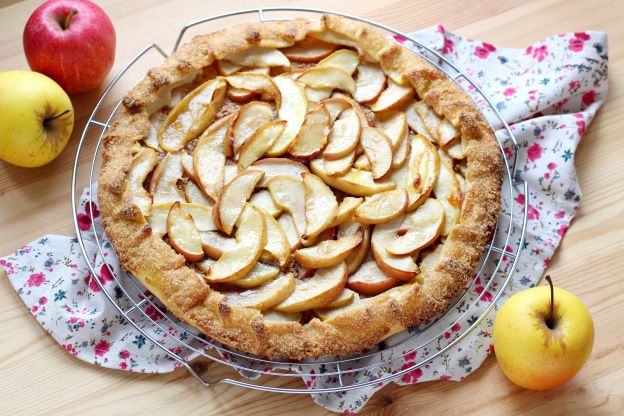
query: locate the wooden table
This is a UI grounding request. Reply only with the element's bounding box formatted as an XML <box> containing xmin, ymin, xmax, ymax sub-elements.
<box><xmin>1</xmin><ymin>0</ymin><xmax>623</xmax><ymax>414</ymax></box>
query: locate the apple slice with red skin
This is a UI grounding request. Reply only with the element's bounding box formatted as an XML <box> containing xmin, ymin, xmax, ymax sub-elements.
<box><xmin>295</xmin><ymin>230</ymin><xmax>363</xmax><ymax>268</ymax></box>
<box><xmin>250</xmin><ymin>158</ymin><xmax>309</xmax><ymax>187</ymax></box>
<box><xmin>298</xmin><ymin>66</ymin><xmax>355</xmax><ymax>94</ymax></box>
<box><xmin>385</xmin><ymin>198</ymin><xmax>446</xmax><ymax>255</ymax></box>
<box><xmin>288</xmin><ymin>103</ymin><xmax>331</xmax><ymax>158</ymax></box>
<box><xmin>347</xmin><ymin>260</ymin><xmax>402</xmax><ymax>296</ymax></box>
<box><xmin>249</xmin><ymin>189</ymin><xmax>282</xmax><ymax>217</ymax></box>
<box><xmin>370</xmin><ymin>80</ymin><xmax>413</xmax><ymax>113</ymax></box>
<box><xmin>405</xmin><ymin>102</ymin><xmax>435</xmax><ymax>142</ymax></box>
<box><xmin>200</xmin><ymin>231</ymin><xmax>236</xmax><ymax>259</ymax></box>
<box><xmin>167</xmin><ymin>201</ymin><xmax>204</xmax><ymax>262</ymax></box>
<box><xmin>371</xmin><ymin>215</ymin><xmax>419</xmax><ymax>281</ymax></box>
<box><xmin>228</xmin><ymin>262</ymin><xmax>281</xmax><ymax>289</ymax></box>
<box><xmin>305</xmin><ymin>87</ymin><xmax>333</xmax><ymax>103</ymax></box>
<box><xmin>337</xmin><ymin>219</ymin><xmax>370</xmax><ymax>275</ymax></box>
<box><xmin>229</xmin><ymin>101</ymin><xmax>274</xmax><ymax>155</ymax></box>
<box><xmin>237</xmin><ymin>121</ymin><xmax>287</xmax><ymax>169</ymax></box>
<box><xmin>323</xmin><ymin>288</ymin><xmax>356</xmax><ymax>309</ymax></box>
<box><xmin>332</xmin><ymin>92</ymin><xmax>372</xmax><ymax>128</ymax></box>
<box><xmin>328</xmin><ymin>197</ymin><xmax>363</xmax><ymax>228</ymax></box>
<box><xmin>149</xmin><ymin>153</ymin><xmax>185</xmax><ymax>205</ymax></box>
<box><xmin>225</xmin><ymin>72</ymin><xmax>281</xmax><ymax>108</ymax></box>
<box><xmin>226</xmin><ymin>46</ymin><xmax>290</xmax><ymax>67</ymax></box>
<box><xmin>278</xmin><ymin>213</ymin><xmax>302</xmax><ymax>251</ymax></box>
<box><xmin>223</xmin><ymin>272</ymin><xmax>295</xmax><ymax>310</ymax></box>
<box><xmin>317</xmin><ymin>49</ymin><xmax>360</xmax><ymax>75</ymax></box>
<box><xmin>266</xmin><ymin>77</ymin><xmax>308</xmax><ymax>156</ymax></box>
<box><xmin>310</xmin><ymin>158</ymin><xmax>396</xmax><ymax>197</ymax></box>
<box><xmin>183</xmin><ymin>180</ymin><xmax>213</xmax><ymax>207</ymax></box>
<box><xmin>433</xmin><ymin>160</ymin><xmax>463</xmax><ymax>236</ymax></box>
<box><xmin>354</xmin><ymin>62</ymin><xmax>386</xmax><ymax>104</ymax></box>
<box><xmin>204</xmin><ymin>205</ymin><xmax>266</xmax><ymax>283</ymax></box>
<box><xmin>392</xmin><ymin>128</ymin><xmax>411</xmax><ymax>169</ymax></box>
<box><xmin>274</xmin><ymin>262</ymin><xmax>348</xmax><ymax>313</ymax></box>
<box><xmin>282</xmin><ymin>37</ymin><xmax>338</xmax><ymax>62</ymax></box>
<box><xmin>302</xmin><ymin>172</ymin><xmax>338</xmax><ymax>241</ymax></box>
<box><xmin>150</xmin><ymin>202</ymin><xmax>216</xmax><ymax>237</ymax></box>
<box><xmin>414</xmin><ymin>101</ymin><xmax>445</xmax><ymax>145</ymax></box>
<box><xmin>256</xmin><ymin>207</ymin><xmax>290</xmax><ymax>268</ymax></box>
<box><xmin>267</xmin><ymin>175</ymin><xmax>307</xmax><ymax>243</ymax></box>
<box><xmin>227</xmin><ymin>87</ymin><xmax>256</xmax><ymax>103</ymax></box>
<box><xmin>375</xmin><ymin>110</ymin><xmax>407</xmax><ymax>151</ymax></box>
<box><xmin>323</xmin><ymin>108</ymin><xmax>361</xmax><ymax>160</ymax></box>
<box><xmin>360</xmin><ymin>127</ymin><xmax>394</xmax><ymax>180</ymax></box>
<box><xmin>126</xmin><ymin>147</ymin><xmax>158</xmax><ymax>216</ymax></box>
<box><xmin>354</xmin><ymin>189</ymin><xmax>408</xmax><ymax>225</ymax></box>
<box><xmin>321</xmin><ymin>96</ymin><xmax>351</xmax><ymax>124</ymax></box>
<box><xmin>324</xmin><ymin>149</ymin><xmax>356</xmax><ymax>177</ymax></box>
<box><xmin>213</xmin><ymin>170</ymin><xmax>264</xmax><ymax>235</ymax></box>
<box><xmin>217</xmin><ymin>60</ymin><xmax>242</xmax><ymax>75</ymax></box>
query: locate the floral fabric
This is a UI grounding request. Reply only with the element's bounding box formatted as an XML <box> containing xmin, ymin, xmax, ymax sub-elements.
<box><xmin>1</xmin><ymin>27</ymin><xmax>607</xmax><ymax>413</ymax></box>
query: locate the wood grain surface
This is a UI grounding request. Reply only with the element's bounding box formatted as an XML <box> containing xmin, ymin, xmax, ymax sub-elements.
<box><xmin>1</xmin><ymin>0</ymin><xmax>623</xmax><ymax>414</ymax></box>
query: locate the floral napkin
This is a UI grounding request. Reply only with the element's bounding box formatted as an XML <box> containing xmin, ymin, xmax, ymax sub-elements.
<box><xmin>1</xmin><ymin>26</ymin><xmax>608</xmax><ymax>413</ymax></box>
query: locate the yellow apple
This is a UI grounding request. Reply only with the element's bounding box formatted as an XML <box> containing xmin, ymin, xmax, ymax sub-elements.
<box><xmin>0</xmin><ymin>70</ymin><xmax>74</xmax><ymax>167</ymax></box>
<box><xmin>493</xmin><ymin>276</ymin><xmax>594</xmax><ymax>390</ymax></box>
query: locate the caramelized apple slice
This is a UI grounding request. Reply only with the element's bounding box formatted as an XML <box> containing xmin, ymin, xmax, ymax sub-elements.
<box><xmin>354</xmin><ymin>189</ymin><xmax>407</xmax><ymax>224</ymax></box>
<box><xmin>318</xmin><ymin>49</ymin><xmax>360</xmax><ymax>75</ymax></box>
<box><xmin>266</xmin><ymin>77</ymin><xmax>308</xmax><ymax>156</ymax></box>
<box><xmin>237</xmin><ymin>121</ymin><xmax>287</xmax><ymax>169</ymax></box>
<box><xmin>371</xmin><ymin>215</ymin><xmax>418</xmax><ymax>280</ymax></box>
<box><xmin>314</xmin><ymin>292</ymin><xmax>361</xmax><ymax>320</ymax></box>
<box><xmin>158</xmin><ymin>78</ymin><xmax>227</xmax><ymax>152</ymax></box>
<box><xmin>249</xmin><ymin>189</ymin><xmax>282</xmax><ymax>217</ymax></box>
<box><xmin>282</xmin><ymin>37</ymin><xmax>337</xmax><ymax>62</ymax></box>
<box><xmin>370</xmin><ymin>80</ymin><xmax>413</xmax><ymax>113</ymax></box>
<box><xmin>386</xmin><ymin>198</ymin><xmax>445</xmax><ymax>255</ymax></box>
<box><xmin>217</xmin><ymin>60</ymin><xmax>242</xmax><ymax>75</ymax></box>
<box><xmin>149</xmin><ymin>153</ymin><xmax>185</xmax><ymax>205</ymax></box>
<box><xmin>329</xmin><ymin>197</ymin><xmax>363</xmax><ymax>228</ymax></box>
<box><xmin>354</xmin><ymin>62</ymin><xmax>386</xmax><ymax>104</ymax></box>
<box><xmin>323</xmin><ymin>109</ymin><xmax>361</xmax><ymax>160</ymax></box>
<box><xmin>250</xmin><ymin>158</ymin><xmax>309</xmax><ymax>187</ymax></box>
<box><xmin>338</xmin><ymin>219</ymin><xmax>370</xmax><ymax>274</ymax></box>
<box><xmin>288</xmin><ymin>104</ymin><xmax>331</xmax><ymax>158</ymax></box>
<box><xmin>151</xmin><ymin>202</ymin><xmax>217</xmax><ymax>235</ymax></box>
<box><xmin>360</xmin><ymin>127</ymin><xmax>393</xmax><ymax>180</ymax></box>
<box><xmin>310</xmin><ymin>158</ymin><xmax>396</xmax><ymax>196</ymax></box>
<box><xmin>193</xmin><ymin>114</ymin><xmax>235</xmax><ymax>200</ymax></box>
<box><xmin>205</xmin><ymin>205</ymin><xmax>266</xmax><ymax>282</ymax></box>
<box><xmin>278</xmin><ymin>213</ymin><xmax>302</xmax><ymax>251</ymax></box>
<box><xmin>353</xmin><ymin>154</ymin><xmax>371</xmax><ymax>170</ymax></box>
<box><xmin>214</xmin><ymin>170</ymin><xmax>264</xmax><ymax>235</ymax></box>
<box><xmin>347</xmin><ymin>260</ymin><xmax>402</xmax><ymax>296</ymax></box>
<box><xmin>180</xmin><ymin>152</ymin><xmax>196</xmax><ymax>181</ymax></box>
<box><xmin>324</xmin><ymin>150</ymin><xmax>356</xmax><ymax>176</ymax></box>
<box><xmin>229</xmin><ymin>262</ymin><xmax>281</xmax><ymax>289</ymax></box>
<box><xmin>126</xmin><ymin>148</ymin><xmax>158</xmax><ymax>216</ymax></box>
<box><xmin>230</xmin><ymin>101</ymin><xmax>274</xmax><ymax>154</ymax></box>
<box><xmin>323</xmin><ymin>288</ymin><xmax>355</xmax><ymax>309</ymax></box>
<box><xmin>305</xmin><ymin>87</ymin><xmax>333</xmax><ymax>103</ymax></box>
<box><xmin>200</xmin><ymin>231</ymin><xmax>236</xmax><ymax>259</ymax></box>
<box><xmin>144</xmin><ymin>111</ymin><xmax>166</xmax><ymax>151</ymax></box>
<box><xmin>413</xmin><ymin>101</ymin><xmax>442</xmax><ymax>143</ymax></box>
<box><xmin>257</xmin><ymin>207</ymin><xmax>290</xmax><ymax>267</ymax></box>
<box><xmin>274</xmin><ymin>262</ymin><xmax>348</xmax><ymax>313</ymax></box>
<box><xmin>302</xmin><ymin>172</ymin><xmax>338</xmax><ymax>241</ymax></box>
<box><xmin>321</xmin><ymin>96</ymin><xmax>351</xmax><ymax>123</ymax></box>
<box><xmin>405</xmin><ymin>102</ymin><xmax>434</xmax><ymax>142</ymax></box>
<box><xmin>167</xmin><ymin>201</ymin><xmax>204</xmax><ymax>261</ymax></box>
<box><xmin>226</xmin><ymin>47</ymin><xmax>290</xmax><ymax>67</ymax></box>
<box><xmin>223</xmin><ymin>272</ymin><xmax>294</xmax><ymax>310</ymax></box>
<box><xmin>267</xmin><ymin>175</ymin><xmax>306</xmax><ymax>241</ymax></box>
<box><xmin>332</xmin><ymin>92</ymin><xmax>371</xmax><ymax>128</ymax></box>
<box><xmin>183</xmin><ymin>180</ymin><xmax>213</xmax><ymax>207</ymax></box>
<box><xmin>295</xmin><ymin>231</ymin><xmax>363</xmax><ymax>268</ymax></box>
<box><xmin>226</xmin><ymin>73</ymin><xmax>281</xmax><ymax>108</ymax></box>
<box><xmin>375</xmin><ymin>111</ymin><xmax>407</xmax><ymax>151</ymax></box>
<box><xmin>298</xmin><ymin>66</ymin><xmax>355</xmax><ymax>94</ymax></box>
<box><xmin>227</xmin><ymin>87</ymin><xmax>255</xmax><ymax>103</ymax></box>
<box><xmin>433</xmin><ymin>160</ymin><xmax>462</xmax><ymax>236</ymax></box>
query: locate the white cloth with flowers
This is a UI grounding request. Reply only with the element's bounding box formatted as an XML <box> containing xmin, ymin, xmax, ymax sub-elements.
<box><xmin>1</xmin><ymin>27</ymin><xmax>608</xmax><ymax>413</ymax></box>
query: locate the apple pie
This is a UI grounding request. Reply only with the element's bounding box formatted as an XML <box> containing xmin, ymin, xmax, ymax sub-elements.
<box><xmin>98</xmin><ymin>15</ymin><xmax>502</xmax><ymax>359</ymax></box>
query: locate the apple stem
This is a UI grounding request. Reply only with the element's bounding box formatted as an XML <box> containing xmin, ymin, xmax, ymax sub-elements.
<box><xmin>44</xmin><ymin>109</ymin><xmax>72</xmax><ymax>125</ymax></box>
<box><xmin>63</xmin><ymin>9</ymin><xmax>78</xmax><ymax>30</ymax></box>
<box><xmin>545</xmin><ymin>275</ymin><xmax>555</xmax><ymax>329</ymax></box>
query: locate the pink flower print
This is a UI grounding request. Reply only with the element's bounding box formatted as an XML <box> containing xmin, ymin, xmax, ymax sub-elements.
<box><xmin>555</xmin><ymin>210</ymin><xmax>566</xmax><ymax>219</ymax></box>
<box><xmin>27</xmin><ymin>272</ymin><xmax>46</xmax><ymax>287</ymax></box>
<box><xmin>474</xmin><ymin>42</ymin><xmax>496</xmax><ymax>59</ymax></box>
<box><xmin>503</xmin><ymin>87</ymin><xmax>516</xmax><ymax>97</ymax></box>
<box><xmin>99</xmin><ymin>265</ymin><xmax>114</xmax><ymax>285</ymax></box>
<box><xmin>531</xmin><ymin>45</ymin><xmax>548</xmax><ymax>62</ymax></box>
<box><xmin>119</xmin><ymin>362</ymin><xmax>128</xmax><ymax>370</ymax></box>
<box><xmin>38</xmin><ymin>296</ymin><xmax>47</xmax><ymax>305</ymax></box>
<box><xmin>95</xmin><ymin>340</ymin><xmax>110</xmax><ymax>357</ymax></box>
<box><xmin>576</xmin><ymin>120</ymin><xmax>586</xmax><ymax>136</ymax></box>
<box><xmin>67</xmin><ymin>316</ymin><xmax>85</xmax><ymax>332</ymax></box>
<box><xmin>574</xmin><ymin>32</ymin><xmax>590</xmax><ymax>41</ymax></box>
<box><xmin>451</xmin><ymin>323</ymin><xmax>461</xmax><ymax>332</ymax></box>
<box><xmin>87</xmin><ymin>201</ymin><xmax>100</xmax><ymax>218</ymax></box>
<box><xmin>515</xmin><ymin>193</ymin><xmax>526</xmax><ymax>205</ymax></box>
<box><xmin>569</xmin><ymin>37</ymin><xmax>585</xmax><ymax>52</ymax></box>
<box><xmin>145</xmin><ymin>305</ymin><xmax>162</xmax><ymax>321</ymax></box>
<box><xmin>77</xmin><ymin>213</ymin><xmax>92</xmax><ymax>231</ymax></box>
<box><xmin>528</xmin><ymin>204</ymin><xmax>540</xmax><ymax>221</ymax></box>
<box><xmin>547</xmin><ymin>162</ymin><xmax>557</xmax><ymax>170</ymax></box>
<box><xmin>442</xmin><ymin>37</ymin><xmax>454</xmax><ymax>54</ymax></box>
<box><xmin>404</xmin><ymin>351</ymin><xmax>417</xmax><ymax>361</ymax></box>
<box><xmin>568</xmin><ymin>80</ymin><xmax>581</xmax><ymax>92</ymax></box>
<box><xmin>557</xmin><ymin>224</ymin><xmax>569</xmax><ymax>237</ymax></box>
<box><xmin>436</xmin><ymin>24</ymin><xmax>445</xmax><ymax>34</ymax></box>
<box><xmin>119</xmin><ymin>349</ymin><xmax>131</xmax><ymax>359</ymax></box>
<box><xmin>392</xmin><ymin>34</ymin><xmax>406</xmax><ymax>44</ymax></box>
<box><xmin>582</xmin><ymin>91</ymin><xmax>596</xmax><ymax>107</ymax></box>
<box><xmin>527</xmin><ymin>143</ymin><xmax>543</xmax><ymax>161</ymax></box>
<box><xmin>401</xmin><ymin>364</ymin><xmax>423</xmax><ymax>383</ymax></box>
<box><xmin>439</xmin><ymin>375</ymin><xmax>453</xmax><ymax>381</ymax></box>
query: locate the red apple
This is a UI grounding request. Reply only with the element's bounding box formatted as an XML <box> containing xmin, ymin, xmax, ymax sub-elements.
<box><xmin>23</xmin><ymin>0</ymin><xmax>116</xmax><ymax>94</ymax></box>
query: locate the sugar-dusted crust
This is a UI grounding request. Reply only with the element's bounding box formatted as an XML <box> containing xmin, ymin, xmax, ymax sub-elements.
<box><xmin>98</xmin><ymin>15</ymin><xmax>502</xmax><ymax>359</ymax></box>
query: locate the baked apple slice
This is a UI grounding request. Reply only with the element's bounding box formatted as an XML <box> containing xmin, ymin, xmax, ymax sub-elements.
<box><xmin>274</xmin><ymin>262</ymin><xmax>348</xmax><ymax>313</ymax></box>
<box><xmin>375</xmin><ymin>110</ymin><xmax>407</xmax><ymax>151</ymax></box>
<box><xmin>371</xmin><ymin>215</ymin><xmax>419</xmax><ymax>280</ymax></box>
<box><xmin>159</xmin><ymin>78</ymin><xmax>227</xmax><ymax>152</ymax></box>
<box><xmin>332</xmin><ymin>92</ymin><xmax>372</xmax><ymax>128</ymax></box>
<box><xmin>346</xmin><ymin>260</ymin><xmax>402</xmax><ymax>296</ymax></box>
<box><xmin>282</xmin><ymin>37</ymin><xmax>337</xmax><ymax>62</ymax></box>
<box><xmin>386</xmin><ymin>198</ymin><xmax>445</xmax><ymax>255</ymax></box>
<box><xmin>323</xmin><ymin>108</ymin><xmax>361</xmax><ymax>160</ymax></box>
<box><xmin>230</xmin><ymin>101</ymin><xmax>274</xmax><ymax>154</ymax></box>
<box><xmin>353</xmin><ymin>62</ymin><xmax>386</xmax><ymax>104</ymax></box>
<box><xmin>227</xmin><ymin>87</ymin><xmax>256</xmax><ymax>103</ymax></box>
<box><xmin>226</xmin><ymin>46</ymin><xmax>290</xmax><ymax>68</ymax></box>
<box><xmin>392</xmin><ymin>128</ymin><xmax>411</xmax><ymax>169</ymax></box>
<box><xmin>437</xmin><ymin>119</ymin><xmax>460</xmax><ymax>147</ymax></box>
<box><xmin>413</xmin><ymin>101</ymin><xmax>442</xmax><ymax>143</ymax></box>
<box><xmin>417</xmin><ymin>244</ymin><xmax>444</xmax><ymax>282</ymax></box>
<box><xmin>200</xmin><ymin>231</ymin><xmax>236</xmax><ymax>259</ymax></box>
<box><xmin>288</xmin><ymin>104</ymin><xmax>331</xmax><ymax>158</ymax></box>
<box><xmin>323</xmin><ymin>288</ymin><xmax>355</xmax><ymax>309</ymax></box>
<box><xmin>303</xmin><ymin>172</ymin><xmax>338</xmax><ymax>241</ymax></box>
<box><xmin>321</xmin><ymin>96</ymin><xmax>351</xmax><ymax>123</ymax></box>
<box><xmin>237</xmin><ymin>120</ymin><xmax>287</xmax><ymax>169</ymax></box>
<box><xmin>204</xmin><ymin>205</ymin><xmax>266</xmax><ymax>283</ymax></box>
<box><xmin>250</xmin><ymin>158</ymin><xmax>308</xmax><ymax>187</ymax></box>
<box><xmin>328</xmin><ymin>197</ymin><xmax>363</xmax><ymax>228</ymax></box>
<box><xmin>229</xmin><ymin>262</ymin><xmax>281</xmax><ymax>289</ymax></box>
<box><xmin>360</xmin><ymin>127</ymin><xmax>393</xmax><ymax>180</ymax></box>
<box><xmin>267</xmin><ymin>175</ymin><xmax>306</xmax><ymax>241</ymax></box>
<box><xmin>149</xmin><ymin>153</ymin><xmax>185</xmax><ymax>205</ymax></box>
<box><xmin>298</xmin><ymin>66</ymin><xmax>355</xmax><ymax>94</ymax></box>
<box><xmin>257</xmin><ymin>207</ymin><xmax>290</xmax><ymax>267</ymax></box>
<box><xmin>224</xmin><ymin>272</ymin><xmax>295</xmax><ymax>310</ymax></box>
<box><xmin>354</xmin><ymin>189</ymin><xmax>407</xmax><ymax>224</ymax></box>
<box><xmin>310</xmin><ymin>158</ymin><xmax>396</xmax><ymax>197</ymax></box>
<box><xmin>337</xmin><ymin>219</ymin><xmax>370</xmax><ymax>274</ymax></box>
<box><xmin>295</xmin><ymin>231</ymin><xmax>363</xmax><ymax>268</ymax></box>
<box><xmin>446</xmin><ymin>138</ymin><xmax>465</xmax><ymax>159</ymax></box>
<box><xmin>194</xmin><ymin>113</ymin><xmax>235</xmax><ymax>200</ymax></box>
<box><xmin>126</xmin><ymin>147</ymin><xmax>158</xmax><ymax>216</ymax></box>
<box><xmin>217</xmin><ymin>60</ymin><xmax>242</xmax><ymax>75</ymax></box>
<box><xmin>266</xmin><ymin>77</ymin><xmax>308</xmax><ymax>156</ymax></box>
<box><xmin>353</xmin><ymin>154</ymin><xmax>371</xmax><ymax>170</ymax></box>
<box><xmin>149</xmin><ymin>202</ymin><xmax>216</xmax><ymax>235</ymax></box>
<box><xmin>183</xmin><ymin>180</ymin><xmax>212</xmax><ymax>207</ymax></box>
<box><xmin>213</xmin><ymin>170</ymin><xmax>264</xmax><ymax>235</ymax></box>
<box><xmin>305</xmin><ymin>87</ymin><xmax>333</xmax><ymax>103</ymax></box>
<box><xmin>370</xmin><ymin>80</ymin><xmax>413</xmax><ymax>113</ymax></box>
<box><xmin>167</xmin><ymin>201</ymin><xmax>204</xmax><ymax>262</ymax></box>
<box><xmin>263</xmin><ymin>310</ymin><xmax>302</xmax><ymax>323</ymax></box>
<box><xmin>324</xmin><ymin>149</ymin><xmax>356</xmax><ymax>176</ymax></box>
<box><xmin>433</xmin><ymin>160</ymin><xmax>462</xmax><ymax>236</ymax></box>
<box><xmin>317</xmin><ymin>49</ymin><xmax>360</xmax><ymax>75</ymax></box>
<box><xmin>249</xmin><ymin>189</ymin><xmax>282</xmax><ymax>217</ymax></box>
<box><xmin>226</xmin><ymin>73</ymin><xmax>281</xmax><ymax>108</ymax></box>
<box><xmin>278</xmin><ymin>213</ymin><xmax>302</xmax><ymax>251</ymax></box>
<box><xmin>405</xmin><ymin>102</ymin><xmax>434</xmax><ymax>142</ymax></box>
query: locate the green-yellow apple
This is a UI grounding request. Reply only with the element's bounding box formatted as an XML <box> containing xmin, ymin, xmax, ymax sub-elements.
<box><xmin>0</xmin><ymin>71</ymin><xmax>74</xmax><ymax>168</ymax></box>
<box><xmin>493</xmin><ymin>276</ymin><xmax>594</xmax><ymax>390</ymax></box>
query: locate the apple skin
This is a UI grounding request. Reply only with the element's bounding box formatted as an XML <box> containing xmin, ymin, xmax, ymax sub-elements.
<box><xmin>0</xmin><ymin>71</ymin><xmax>74</xmax><ymax>168</ymax></box>
<box><xmin>493</xmin><ymin>285</ymin><xmax>594</xmax><ymax>390</ymax></box>
<box><xmin>23</xmin><ymin>0</ymin><xmax>116</xmax><ymax>94</ymax></box>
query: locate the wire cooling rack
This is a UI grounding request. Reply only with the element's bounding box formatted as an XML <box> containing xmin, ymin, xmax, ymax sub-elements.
<box><xmin>71</xmin><ymin>8</ymin><xmax>529</xmax><ymax>394</ymax></box>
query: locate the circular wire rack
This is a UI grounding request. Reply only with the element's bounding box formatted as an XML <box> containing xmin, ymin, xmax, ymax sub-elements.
<box><xmin>71</xmin><ymin>7</ymin><xmax>529</xmax><ymax>394</ymax></box>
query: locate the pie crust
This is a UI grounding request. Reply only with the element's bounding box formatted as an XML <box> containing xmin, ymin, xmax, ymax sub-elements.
<box><xmin>98</xmin><ymin>15</ymin><xmax>502</xmax><ymax>359</ymax></box>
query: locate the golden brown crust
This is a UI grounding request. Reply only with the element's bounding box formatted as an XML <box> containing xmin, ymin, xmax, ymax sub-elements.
<box><xmin>98</xmin><ymin>15</ymin><xmax>502</xmax><ymax>359</ymax></box>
